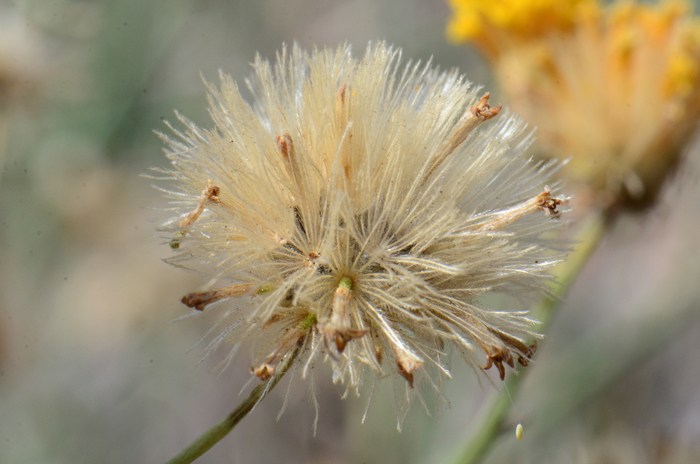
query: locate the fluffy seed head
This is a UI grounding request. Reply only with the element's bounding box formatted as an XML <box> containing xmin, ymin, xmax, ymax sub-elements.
<box><xmin>155</xmin><ymin>43</ymin><xmax>566</xmax><ymax>425</ymax></box>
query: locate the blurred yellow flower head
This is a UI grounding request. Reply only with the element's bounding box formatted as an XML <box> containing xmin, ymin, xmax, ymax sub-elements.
<box><xmin>447</xmin><ymin>0</ymin><xmax>596</xmax><ymax>57</ymax></box>
<box><xmin>156</xmin><ymin>43</ymin><xmax>567</xmax><ymax>427</ymax></box>
<box><xmin>448</xmin><ymin>0</ymin><xmax>700</xmax><ymax>206</ymax></box>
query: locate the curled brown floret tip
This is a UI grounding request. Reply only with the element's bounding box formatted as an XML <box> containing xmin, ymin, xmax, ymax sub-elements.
<box><xmin>517</xmin><ymin>342</ymin><xmax>538</xmax><ymax>367</ymax></box>
<box><xmin>181</xmin><ymin>284</ymin><xmax>254</xmax><ymax>311</ymax></box>
<box><xmin>397</xmin><ymin>357</ymin><xmax>422</xmax><ymax>388</ymax></box>
<box><xmin>481</xmin><ymin>329</ymin><xmax>538</xmax><ymax>380</ymax></box>
<box><xmin>252</xmin><ymin>363</ymin><xmax>275</xmax><ymax>381</ymax></box>
<box><xmin>474</xmin><ymin>186</ymin><xmax>565</xmax><ymax>233</ymax></box>
<box><xmin>327</xmin><ymin>327</ymin><xmax>370</xmax><ymax>353</ymax></box>
<box><xmin>482</xmin><ymin>346</ymin><xmax>514</xmax><ymax>381</ymax></box>
<box><xmin>179</xmin><ymin>180</ymin><xmax>221</xmax><ymax>227</ymax></box>
<box><xmin>470</xmin><ymin>93</ymin><xmax>502</xmax><ymax>120</ymax></box>
<box><xmin>537</xmin><ymin>186</ymin><xmax>563</xmax><ymax>217</ymax></box>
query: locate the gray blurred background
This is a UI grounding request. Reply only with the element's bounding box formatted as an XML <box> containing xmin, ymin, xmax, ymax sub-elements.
<box><xmin>1</xmin><ymin>1</ymin><xmax>700</xmax><ymax>463</ymax></box>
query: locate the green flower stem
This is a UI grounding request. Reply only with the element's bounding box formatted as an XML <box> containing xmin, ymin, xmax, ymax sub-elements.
<box><xmin>164</xmin><ymin>345</ymin><xmax>301</xmax><ymax>464</ymax></box>
<box><xmin>453</xmin><ymin>211</ymin><xmax>609</xmax><ymax>464</ymax></box>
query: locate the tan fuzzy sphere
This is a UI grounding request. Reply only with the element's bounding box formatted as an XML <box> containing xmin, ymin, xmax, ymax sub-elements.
<box><xmin>154</xmin><ymin>42</ymin><xmax>567</xmax><ymax>428</ymax></box>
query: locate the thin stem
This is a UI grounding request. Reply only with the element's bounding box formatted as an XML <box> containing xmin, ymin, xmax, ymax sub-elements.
<box><xmin>164</xmin><ymin>345</ymin><xmax>301</xmax><ymax>464</ymax></box>
<box><xmin>453</xmin><ymin>211</ymin><xmax>609</xmax><ymax>464</ymax></box>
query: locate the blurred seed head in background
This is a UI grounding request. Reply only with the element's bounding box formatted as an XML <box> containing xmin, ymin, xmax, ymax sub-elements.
<box><xmin>448</xmin><ymin>0</ymin><xmax>700</xmax><ymax>209</ymax></box>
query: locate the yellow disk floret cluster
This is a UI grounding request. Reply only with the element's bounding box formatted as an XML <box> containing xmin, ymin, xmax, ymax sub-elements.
<box><xmin>447</xmin><ymin>0</ymin><xmax>596</xmax><ymax>56</ymax></box>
